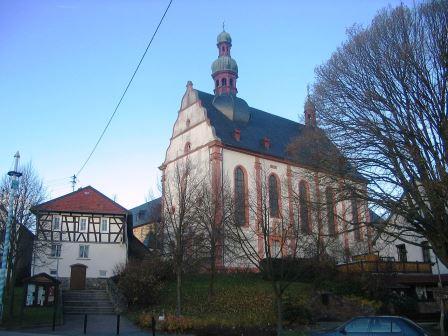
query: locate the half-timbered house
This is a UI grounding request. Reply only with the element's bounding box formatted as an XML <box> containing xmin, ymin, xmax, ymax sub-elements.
<box><xmin>31</xmin><ymin>186</ymin><xmax>128</xmax><ymax>289</ymax></box>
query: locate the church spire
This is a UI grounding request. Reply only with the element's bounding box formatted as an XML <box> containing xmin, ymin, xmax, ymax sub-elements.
<box><xmin>304</xmin><ymin>94</ymin><xmax>317</xmax><ymax>127</ymax></box>
<box><xmin>211</xmin><ymin>28</ymin><xmax>238</xmax><ymax>96</ymax></box>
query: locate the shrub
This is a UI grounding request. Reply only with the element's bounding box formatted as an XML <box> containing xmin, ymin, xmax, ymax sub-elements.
<box><xmin>114</xmin><ymin>258</ymin><xmax>173</xmax><ymax>307</ymax></box>
<box><xmin>259</xmin><ymin>257</ymin><xmax>338</xmax><ymax>283</ymax></box>
<box><xmin>283</xmin><ymin>302</ymin><xmax>312</xmax><ymax>325</ymax></box>
<box><xmin>160</xmin><ymin>315</ymin><xmax>194</xmax><ymax>333</ymax></box>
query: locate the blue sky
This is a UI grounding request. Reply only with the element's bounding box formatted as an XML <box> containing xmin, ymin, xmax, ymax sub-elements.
<box><xmin>0</xmin><ymin>0</ymin><xmax>416</xmax><ymax>208</ymax></box>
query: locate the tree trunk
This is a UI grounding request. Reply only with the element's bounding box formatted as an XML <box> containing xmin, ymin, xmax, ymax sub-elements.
<box><xmin>208</xmin><ymin>242</ymin><xmax>216</xmax><ymax>301</ymax></box>
<box><xmin>175</xmin><ymin>266</ymin><xmax>182</xmax><ymax>317</ymax></box>
<box><xmin>274</xmin><ymin>281</ymin><xmax>283</xmax><ymax>336</ymax></box>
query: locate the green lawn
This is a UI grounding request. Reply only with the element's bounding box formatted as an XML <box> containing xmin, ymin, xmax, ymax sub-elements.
<box><xmin>132</xmin><ymin>273</ymin><xmax>311</xmax><ymax>331</ymax></box>
<box><xmin>1</xmin><ymin>287</ymin><xmax>62</xmax><ymax>328</ymax></box>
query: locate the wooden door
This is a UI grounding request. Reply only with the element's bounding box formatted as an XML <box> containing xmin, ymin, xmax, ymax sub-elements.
<box><xmin>70</xmin><ymin>264</ymin><xmax>87</xmax><ymax>290</ymax></box>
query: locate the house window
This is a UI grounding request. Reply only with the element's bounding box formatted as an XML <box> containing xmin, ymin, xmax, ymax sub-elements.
<box><xmin>186</xmin><ymin>119</ymin><xmax>190</xmax><ymax>128</ymax></box>
<box><xmin>50</xmin><ymin>244</ymin><xmax>61</xmax><ymax>258</ymax></box>
<box><xmin>99</xmin><ymin>270</ymin><xmax>107</xmax><ymax>278</ymax></box>
<box><xmin>299</xmin><ymin>181</ymin><xmax>310</xmax><ymax>234</ymax></box>
<box><xmin>79</xmin><ymin>245</ymin><xmax>89</xmax><ymax>259</ymax></box>
<box><xmin>351</xmin><ymin>196</ymin><xmax>361</xmax><ymax>241</ymax></box>
<box><xmin>269</xmin><ymin>175</ymin><xmax>280</xmax><ymax>218</ymax></box>
<box><xmin>422</xmin><ymin>241</ymin><xmax>432</xmax><ymax>263</ymax></box>
<box><xmin>50</xmin><ymin>269</ymin><xmax>57</xmax><ymax>276</ymax></box>
<box><xmin>100</xmin><ymin>218</ymin><xmax>109</xmax><ymax>233</ymax></box>
<box><xmin>326</xmin><ymin>187</ymin><xmax>336</xmax><ymax>235</ymax></box>
<box><xmin>234</xmin><ymin>167</ymin><xmax>246</xmax><ymax>226</ymax></box>
<box><xmin>52</xmin><ymin>215</ymin><xmax>62</xmax><ymax>230</ymax></box>
<box><xmin>79</xmin><ymin>217</ymin><xmax>88</xmax><ymax>233</ymax></box>
<box><xmin>397</xmin><ymin>244</ymin><xmax>407</xmax><ymax>262</ymax></box>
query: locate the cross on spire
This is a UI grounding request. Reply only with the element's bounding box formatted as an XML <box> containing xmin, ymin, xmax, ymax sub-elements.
<box><xmin>222</xmin><ymin>21</ymin><xmax>225</xmax><ymax>31</ymax></box>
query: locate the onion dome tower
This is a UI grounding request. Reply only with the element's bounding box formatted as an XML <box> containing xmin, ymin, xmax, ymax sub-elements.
<box><xmin>211</xmin><ymin>29</ymin><xmax>238</xmax><ymax>96</ymax></box>
<box><xmin>211</xmin><ymin>28</ymin><xmax>250</xmax><ymax>123</ymax></box>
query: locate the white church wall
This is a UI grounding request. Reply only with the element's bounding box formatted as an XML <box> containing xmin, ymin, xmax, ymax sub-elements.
<box><xmin>165</xmin><ymin>102</ymin><xmax>217</xmax><ymax>163</ymax></box>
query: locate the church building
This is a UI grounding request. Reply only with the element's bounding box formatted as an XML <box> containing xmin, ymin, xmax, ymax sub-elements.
<box><xmin>160</xmin><ymin>30</ymin><xmax>371</xmax><ymax>268</ymax></box>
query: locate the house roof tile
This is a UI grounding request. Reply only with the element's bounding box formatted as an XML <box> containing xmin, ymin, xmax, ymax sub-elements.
<box><xmin>32</xmin><ymin>186</ymin><xmax>128</xmax><ymax>215</ymax></box>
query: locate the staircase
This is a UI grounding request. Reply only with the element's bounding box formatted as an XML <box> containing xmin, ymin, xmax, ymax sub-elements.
<box><xmin>63</xmin><ymin>290</ymin><xmax>116</xmax><ymax>315</ymax></box>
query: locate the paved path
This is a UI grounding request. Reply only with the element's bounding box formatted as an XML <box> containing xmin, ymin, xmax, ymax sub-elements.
<box><xmin>0</xmin><ymin>314</ymin><xmax>153</xmax><ymax>336</ymax></box>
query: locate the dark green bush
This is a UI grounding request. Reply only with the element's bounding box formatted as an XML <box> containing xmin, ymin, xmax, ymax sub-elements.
<box><xmin>259</xmin><ymin>257</ymin><xmax>338</xmax><ymax>283</ymax></box>
<box><xmin>283</xmin><ymin>301</ymin><xmax>312</xmax><ymax>324</ymax></box>
<box><xmin>114</xmin><ymin>258</ymin><xmax>173</xmax><ymax>307</ymax></box>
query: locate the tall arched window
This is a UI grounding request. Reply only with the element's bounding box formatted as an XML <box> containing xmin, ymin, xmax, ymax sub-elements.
<box><xmin>234</xmin><ymin>167</ymin><xmax>246</xmax><ymax>226</ymax></box>
<box><xmin>326</xmin><ymin>187</ymin><xmax>336</xmax><ymax>236</ymax></box>
<box><xmin>221</xmin><ymin>78</ymin><xmax>227</xmax><ymax>86</ymax></box>
<box><xmin>351</xmin><ymin>195</ymin><xmax>361</xmax><ymax>241</ymax></box>
<box><xmin>299</xmin><ymin>181</ymin><xmax>310</xmax><ymax>234</ymax></box>
<box><xmin>215</xmin><ymin>80</ymin><xmax>219</xmax><ymax>88</ymax></box>
<box><xmin>230</xmin><ymin>78</ymin><xmax>234</xmax><ymax>87</ymax></box>
<box><xmin>269</xmin><ymin>175</ymin><xmax>280</xmax><ymax>217</ymax></box>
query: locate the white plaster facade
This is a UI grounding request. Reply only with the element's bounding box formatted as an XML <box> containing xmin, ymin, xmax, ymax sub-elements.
<box><xmin>33</xmin><ymin>239</ymin><xmax>127</xmax><ymax>279</ymax></box>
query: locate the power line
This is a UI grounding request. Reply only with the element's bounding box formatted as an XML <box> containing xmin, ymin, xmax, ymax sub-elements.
<box><xmin>75</xmin><ymin>0</ymin><xmax>174</xmax><ymax>178</ymax></box>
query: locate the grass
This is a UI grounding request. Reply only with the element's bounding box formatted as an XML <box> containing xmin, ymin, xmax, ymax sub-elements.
<box><xmin>132</xmin><ymin>273</ymin><xmax>311</xmax><ymax>330</ymax></box>
<box><xmin>1</xmin><ymin>287</ymin><xmax>62</xmax><ymax>328</ymax></box>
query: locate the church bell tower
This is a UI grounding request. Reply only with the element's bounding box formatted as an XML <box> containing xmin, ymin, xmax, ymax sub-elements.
<box><xmin>211</xmin><ymin>29</ymin><xmax>238</xmax><ymax>96</ymax></box>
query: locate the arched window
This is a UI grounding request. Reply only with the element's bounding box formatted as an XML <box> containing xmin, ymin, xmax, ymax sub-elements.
<box><xmin>269</xmin><ymin>175</ymin><xmax>280</xmax><ymax>218</ymax></box>
<box><xmin>299</xmin><ymin>181</ymin><xmax>310</xmax><ymax>234</ymax></box>
<box><xmin>326</xmin><ymin>187</ymin><xmax>336</xmax><ymax>236</ymax></box>
<box><xmin>230</xmin><ymin>78</ymin><xmax>233</xmax><ymax>87</ymax></box>
<box><xmin>234</xmin><ymin>167</ymin><xmax>246</xmax><ymax>226</ymax></box>
<box><xmin>184</xmin><ymin>142</ymin><xmax>191</xmax><ymax>154</ymax></box>
<box><xmin>351</xmin><ymin>195</ymin><xmax>361</xmax><ymax>241</ymax></box>
<box><xmin>216</xmin><ymin>80</ymin><xmax>219</xmax><ymax>88</ymax></box>
<box><xmin>221</xmin><ymin>78</ymin><xmax>227</xmax><ymax>86</ymax></box>
<box><xmin>186</xmin><ymin>119</ymin><xmax>190</xmax><ymax>128</ymax></box>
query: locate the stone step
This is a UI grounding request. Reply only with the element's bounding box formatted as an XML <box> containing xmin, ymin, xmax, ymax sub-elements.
<box><xmin>64</xmin><ymin>301</ymin><xmax>113</xmax><ymax>307</ymax></box>
<box><xmin>62</xmin><ymin>290</ymin><xmax>114</xmax><ymax>315</ymax></box>
<box><xmin>64</xmin><ymin>307</ymin><xmax>116</xmax><ymax>315</ymax></box>
<box><xmin>63</xmin><ymin>291</ymin><xmax>107</xmax><ymax>296</ymax></box>
<box><xmin>63</xmin><ymin>297</ymin><xmax>111</xmax><ymax>301</ymax></box>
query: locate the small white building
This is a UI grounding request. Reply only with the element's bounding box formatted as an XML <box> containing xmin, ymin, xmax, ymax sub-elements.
<box><xmin>31</xmin><ymin>186</ymin><xmax>128</xmax><ymax>289</ymax></box>
<box><xmin>373</xmin><ymin>212</ymin><xmax>448</xmax><ymax>275</ymax></box>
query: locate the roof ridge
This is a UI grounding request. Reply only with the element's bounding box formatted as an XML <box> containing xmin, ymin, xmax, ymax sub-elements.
<box><xmin>32</xmin><ymin>185</ymin><xmax>128</xmax><ymax>214</ymax></box>
<box><xmin>195</xmin><ymin>89</ymin><xmax>305</xmax><ymax>128</ymax></box>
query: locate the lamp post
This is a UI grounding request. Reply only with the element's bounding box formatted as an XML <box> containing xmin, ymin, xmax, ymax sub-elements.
<box><xmin>0</xmin><ymin>152</ymin><xmax>22</xmax><ymax>320</ymax></box>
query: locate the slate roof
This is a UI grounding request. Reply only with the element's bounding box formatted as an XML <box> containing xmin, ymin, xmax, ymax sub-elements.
<box><xmin>32</xmin><ymin>186</ymin><xmax>128</xmax><ymax>215</ymax></box>
<box><xmin>196</xmin><ymin>90</ymin><xmax>363</xmax><ymax>180</ymax></box>
<box><xmin>130</xmin><ymin>197</ymin><xmax>162</xmax><ymax>228</ymax></box>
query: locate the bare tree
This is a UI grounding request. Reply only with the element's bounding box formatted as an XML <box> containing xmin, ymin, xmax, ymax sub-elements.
<box><xmin>226</xmin><ymin>164</ymin><xmax>310</xmax><ymax>336</ymax></box>
<box><xmin>311</xmin><ymin>1</ymin><xmax>448</xmax><ymax>265</ymax></box>
<box><xmin>160</xmin><ymin>158</ymin><xmax>204</xmax><ymax>316</ymax></box>
<box><xmin>193</xmin><ymin>175</ymin><xmax>234</xmax><ymax>300</ymax></box>
<box><xmin>0</xmin><ymin>162</ymin><xmax>47</xmax><ymax>318</ymax></box>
